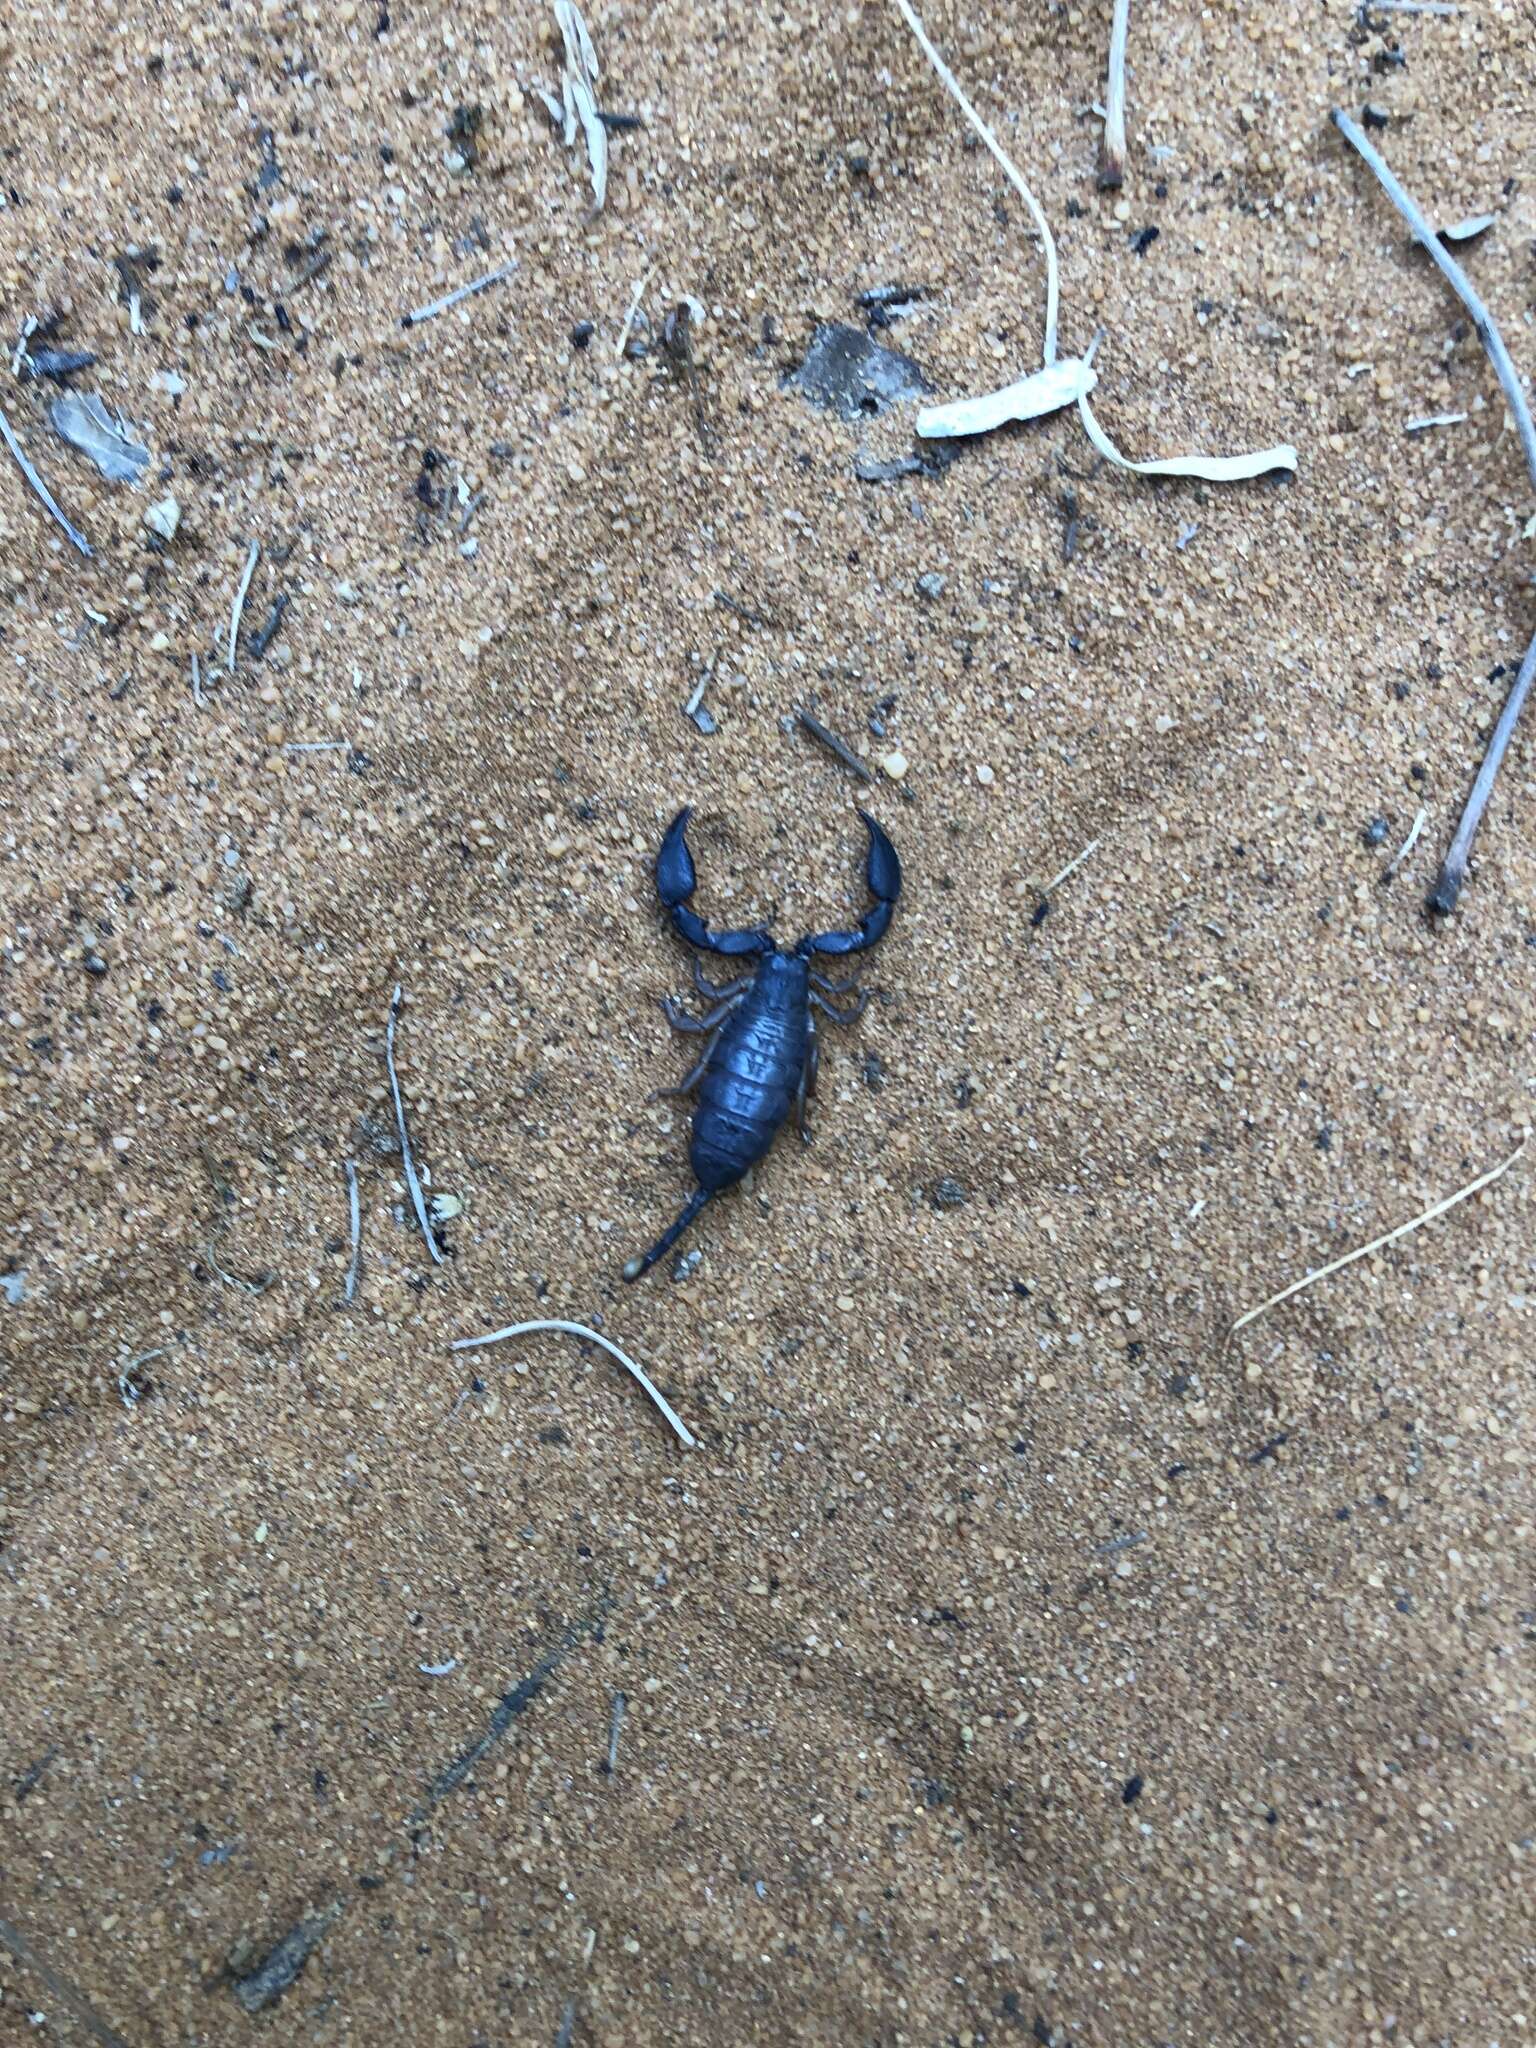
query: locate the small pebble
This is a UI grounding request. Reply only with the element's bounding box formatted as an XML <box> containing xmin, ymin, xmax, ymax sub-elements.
<box><xmin>881</xmin><ymin>750</ymin><xmax>909</xmax><ymax>780</ymax></box>
<box><xmin>975</xmin><ymin>763</ymin><xmax>994</xmax><ymax>786</ymax></box>
<box><xmin>1362</xmin><ymin>816</ymin><xmax>1390</xmax><ymax>848</ymax></box>
<box><xmin>915</xmin><ymin>572</ymin><xmax>945</xmax><ymax>600</ymax></box>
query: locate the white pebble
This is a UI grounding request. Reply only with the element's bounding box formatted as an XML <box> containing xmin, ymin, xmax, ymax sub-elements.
<box><xmin>881</xmin><ymin>750</ymin><xmax>909</xmax><ymax>781</ymax></box>
<box><xmin>975</xmin><ymin>763</ymin><xmax>995</xmax><ymax>786</ymax></box>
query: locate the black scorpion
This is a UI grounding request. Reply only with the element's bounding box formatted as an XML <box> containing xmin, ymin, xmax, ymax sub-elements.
<box><xmin>621</xmin><ymin>807</ymin><xmax>902</xmax><ymax>1281</ymax></box>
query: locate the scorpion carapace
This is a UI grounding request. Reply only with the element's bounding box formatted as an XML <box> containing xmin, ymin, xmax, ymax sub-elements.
<box><xmin>621</xmin><ymin>807</ymin><xmax>902</xmax><ymax>1282</ymax></box>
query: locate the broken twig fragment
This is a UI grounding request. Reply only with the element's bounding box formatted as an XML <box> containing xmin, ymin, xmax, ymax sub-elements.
<box><xmin>343</xmin><ymin>1158</ymin><xmax>362</xmax><ymax>1303</ymax></box>
<box><xmin>402</xmin><ymin>259</ymin><xmax>517</xmax><ymax>329</ymax></box>
<box><xmin>385</xmin><ymin>985</ymin><xmax>445</xmax><ymax>1267</ymax></box>
<box><xmin>1330</xmin><ymin>110</ymin><xmax>1536</xmax><ymax>505</ymax></box>
<box><xmin>1099</xmin><ymin>0</ymin><xmax>1131</xmax><ymax>189</ymax></box>
<box><xmin>1332</xmin><ymin>108</ymin><xmax>1536</xmax><ymax>908</ymax></box>
<box><xmin>1428</xmin><ymin>631</ymin><xmax>1536</xmax><ymax>914</ymax></box>
<box><xmin>795</xmin><ymin>705</ymin><xmax>875</xmax><ymax>782</ymax></box>
<box><xmin>1230</xmin><ymin>1129</ymin><xmax>1527</xmax><ymax>1339</ymax></box>
<box><xmin>451</xmin><ymin>1319</ymin><xmax>696</xmax><ymax>1446</ymax></box>
<box><xmin>0</xmin><ymin>402</ymin><xmax>92</xmax><ymax>556</ymax></box>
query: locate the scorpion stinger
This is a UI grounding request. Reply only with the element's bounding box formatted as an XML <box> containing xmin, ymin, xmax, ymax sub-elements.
<box><xmin>796</xmin><ymin>811</ymin><xmax>902</xmax><ymax>957</ymax></box>
<box><xmin>656</xmin><ymin>807</ymin><xmax>774</xmax><ymax>958</ymax></box>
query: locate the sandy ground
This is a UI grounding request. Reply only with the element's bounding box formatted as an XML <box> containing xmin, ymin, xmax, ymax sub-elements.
<box><xmin>1</xmin><ymin>0</ymin><xmax>1534</xmax><ymax>2041</ymax></box>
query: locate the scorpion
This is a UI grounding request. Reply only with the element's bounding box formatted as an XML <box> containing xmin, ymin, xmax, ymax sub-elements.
<box><xmin>621</xmin><ymin>806</ymin><xmax>902</xmax><ymax>1282</ymax></box>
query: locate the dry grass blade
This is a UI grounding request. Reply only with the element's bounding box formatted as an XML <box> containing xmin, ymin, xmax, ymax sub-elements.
<box><xmin>385</xmin><ymin>985</ymin><xmax>445</xmax><ymax>1266</ymax></box>
<box><xmin>1099</xmin><ymin>0</ymin><xmax>1131</xmax><ymax>189</ymax></box>
<box><xmin>450</xmin><ymin>1318</ymin><xmax>697</xmax><ymax>1447</ymax></box>
<box><xmin>228</xmin><ymin>539</ymin><xmax>259</xmax><ymax>672</ymax></box>
<box><xmin>1229</xmin><ymin>1130</ymin><xmax>1528</xmax><ymax>1339</ymax></box>
<box><xmin>889</xmin><ymin>0</ymin><xmax>1060</xmax><ymax>365</ymax></box>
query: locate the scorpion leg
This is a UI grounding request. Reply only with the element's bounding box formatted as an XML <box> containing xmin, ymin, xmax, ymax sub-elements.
<box><xmin>795</xmin><ymin>1019</ymin><xmax>820</xmax><ymax>1143</ymax></box>
<box><xmin>811</xmin><ymin>988</ymin><xmax>870</xmax><ymax>1027</ymax></box>
<box><xmin>810</xmin><ymin>970</ymin><xmax>862</xmax><ymax>996</ymax></box>
<box><xmin>661</xmin><ymin>992</ymin><xmax>742</xmax><ymax>1034</ymax></box>
<box><xmin>650</xmin><ymin>1027</ymin><xmax>722</xmax><ymax>1101</ymax></box>
<box><xmin>692</xmin><ymin>957</ymin><xmax>754</xmax><ymax>1003</ymax></box>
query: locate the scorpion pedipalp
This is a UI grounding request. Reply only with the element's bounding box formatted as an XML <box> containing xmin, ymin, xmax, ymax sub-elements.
<box><xmin>795</xmin><ymin>810</ymin><xmax>903</xmax><ymax>957</ymax></box>
<box><xmin>655</xmin><ymin>807</ymin><xmax>773</xmax><ymax>958</ymax></box>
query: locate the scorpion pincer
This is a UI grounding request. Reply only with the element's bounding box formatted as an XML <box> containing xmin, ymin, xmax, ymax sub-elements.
<box><xmin>621</xmin><ymin>807</ymin><xmax>902</xmax><ymax>1281</ymax></box>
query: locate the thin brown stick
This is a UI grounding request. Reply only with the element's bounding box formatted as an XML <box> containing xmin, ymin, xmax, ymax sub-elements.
<box><xmin>1229</xmin><ymin>1130</ymin><xmax>1527</xmax><ymax>1339</ymax></box>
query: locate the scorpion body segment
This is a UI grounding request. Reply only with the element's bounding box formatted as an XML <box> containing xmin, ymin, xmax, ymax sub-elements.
<box><xmin>622</xmin><ymin>809</ymin><xmax>901</xmax><ymax>1282</ymax></box>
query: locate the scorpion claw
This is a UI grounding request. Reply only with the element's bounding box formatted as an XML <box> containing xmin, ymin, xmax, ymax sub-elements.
<box><xmin>653</xmin><ymin>807</ymin><xmax>772</xmax><ymax>958</ymax></box>
<box><xmin>797</xmin><ymin>811</ymin><xmax>903</xmax><ymax>958</ymax></box>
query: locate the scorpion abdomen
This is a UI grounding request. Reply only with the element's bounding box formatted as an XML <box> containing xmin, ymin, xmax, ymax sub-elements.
<box><xmin>691</xmin><ymin>955</ymin><xmax>808</xmax><ymax>1188</ymax></box>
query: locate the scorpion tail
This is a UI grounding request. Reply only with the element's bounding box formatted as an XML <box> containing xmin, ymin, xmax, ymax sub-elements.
<box><xmin>621</xmin><ymin>1186</ymin><xmax>715</xmax><ymax>1283</ymax></box>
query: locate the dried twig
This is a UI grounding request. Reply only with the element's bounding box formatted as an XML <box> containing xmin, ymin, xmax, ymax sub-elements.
<box><xmin>228</xmin><ymin>539</ymin><xmax>259</xmax><ymax>672</ymax></box>
<box><xmin>1332</xmin><ymin>109</ymin><xmax>1536</xmax><ymax>912</ymax></box>
<box><xmin>1099</xmin><ymin>0</ymin><xmax>1131</xmax><ymax>189</ymax></box>
<box><xmin>385</xmin><ymin>985</ymin><xmax>445</xmax><ymax>1266</ymax></box>
<box><xmin>795</xmin><ymin>705</ymin><xmax>874</xmax><ymax>782</ymax></box>
<box><xmin>450</xmin><ymin>1319</ymin><xmax>697</xmax><ymax>1447</ymax></box>
<box><xmin>1428</xmin><ymin>630</ymin><xmax>1536</xmax><ymax>913</ymax></box>
<box><xmin>890</xmin><ymin>0</ymin><xmax>1060</xmax><ymax>365</ymax></box>
<box><xmin>401</xmin><ymin>259</ymin><xmax>518</xmax><ymax>329</ymax></box>
<box><xmin>0</xmin><ymin>401</ymin><xmax>92</xmax><ymax>556</ymax></box>
<box><xmin>1331</xmin><ymin>110</ymin><xmax>1536</xmax><ymax>497</ymax></box>
<box><xmin>343</xmin><ymin>1159</ymin><xmax>362</xmax><ymax>1304</ymax></box>
<box><xmin>1229</xmin><ymin>1129</ymin><xmax>1528</xmax><ymax>1339</ymax></box>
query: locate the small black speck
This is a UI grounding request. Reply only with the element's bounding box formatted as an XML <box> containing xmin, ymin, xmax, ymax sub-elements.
<box><xmin>1362</xmin><ymin>103</ymin><xmax>1390</xmax><ymax>130</ymax></box>
<box><xmin>83</xmin><ymin>954</ymin><xmax>109</xmax><ymax>977</ymax></box>
<box><xmin>1030</xmin><ymin>898</ymin><xmax>1050</xmax><ymax>927</ymax></box>
<box><xmin>1409</xmin><ymin>762</ymin><xmax>1426</xmax><ymax>783</ymax></box>
<box><xmin>1393</xmin><ymin>681</ymin><xmax>1411</xmax><ymax>701</ymax></box>
<box><xmin>1361</xmin><ymin>815</ymin><xmax>1389</xmax><ymax>848</ymax></box>
<box><xmin>1168</xmin><ymin>1372</ymin><xmax>1192</xmax><ymax>1397</ymax></box>
<box><xmin>167</xmin><ymin>184</ymin><xmax>183</xmax><ymax>205</ymax></box>
<box><xmin>538</xmin><ymin>1425</ymin><xmax>570</xmax><ymax>1446</ymax></box>
<box><xmin>1314</xmin><ymin>1125</ymin><xmax>1332</xmax><ymax>1153</ymax></box>
<box><xmin>1265</xmin><ymin>1807</ymin><xmax>1278</xmax><ymax>1825</ymax></box>
<box><xmin>570</xmin><ymin>319</ymin><xmax>594</xmax><ymax>349</ymax></box>
<box><xmin>1129</xmin><ymin>224</ymin><xmax>1160</xmax><ymax>256</ymax></box>
<box><xmin>1335</xmin><ymin>1506</ymin><xmax>1351</xmax><ymax>1521</ymax></box>
<box><xmin>1122</xmin><ymin>1774</ymin><xmax>1144</xmax><ymax>1804</ymax></box>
